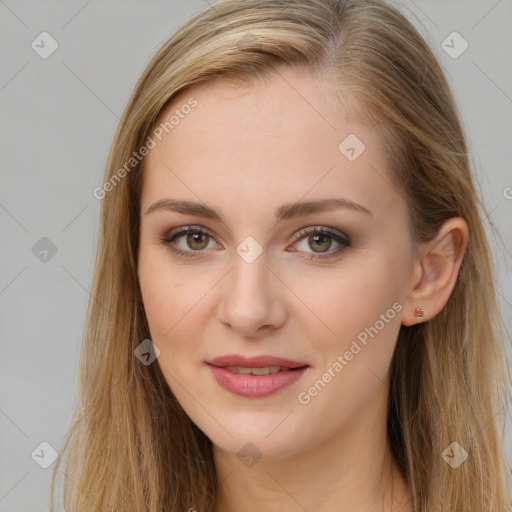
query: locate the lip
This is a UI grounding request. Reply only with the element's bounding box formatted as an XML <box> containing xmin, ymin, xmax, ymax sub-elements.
<box><xmin>206</xmin><ymin>354</ymin><xmax>310</xmax><ymax>398</ymax></box>
<box><xmin>207</xmin><ymin>365</ymin><xmax>310</xmax><ymax>397</ymax></box>
<box><xmin>206</xmin><ymin>354</ymin><xmax>309</xmax><ymax>369</ymax></box>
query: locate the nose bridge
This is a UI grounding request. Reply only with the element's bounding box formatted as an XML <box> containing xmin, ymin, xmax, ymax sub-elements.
<box><xmin>217</xmin><ymin>245</ymin><xmax>286</xmax><ymax>336</ymax></box>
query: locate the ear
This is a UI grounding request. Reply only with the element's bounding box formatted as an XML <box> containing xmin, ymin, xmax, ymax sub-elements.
<box><xmin>402</xmin><ymin>217</ymin><xmax>469</xmax><ymax>326</ymax></box>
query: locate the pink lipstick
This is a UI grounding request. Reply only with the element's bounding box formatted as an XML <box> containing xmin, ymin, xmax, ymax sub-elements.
<box><xmin>206</xmin><ymin>354</ymin><xmax>310</xmax><ymax>398</ymax></box>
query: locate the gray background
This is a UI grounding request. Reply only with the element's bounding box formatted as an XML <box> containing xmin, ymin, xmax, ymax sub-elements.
<box><xmin>0</xmin><ymin>1</ymin><xmax>511</xmax><ymax>510</ymax></box>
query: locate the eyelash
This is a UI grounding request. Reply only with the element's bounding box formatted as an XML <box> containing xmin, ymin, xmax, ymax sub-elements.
<box><xmin>158</xmin><ymin>225</ymin><xmax>352</xmax><ymax>261</ymax></box>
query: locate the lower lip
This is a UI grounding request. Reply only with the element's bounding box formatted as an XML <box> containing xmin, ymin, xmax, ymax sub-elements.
<box><xmin>207</xmin><ymin>364</ymin><xmax>309</xmax><ymax>397</ymax></box>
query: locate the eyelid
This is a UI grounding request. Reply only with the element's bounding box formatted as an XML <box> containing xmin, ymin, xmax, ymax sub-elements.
<box><xmin>165</xmin><ymin>224</ymin><xmax>218</xmax><ymax>241</ymax></box>
<box><xmin>292</xmin><ymin>225</ymin><xmax>351</xmax><ymax>244</ymax></box>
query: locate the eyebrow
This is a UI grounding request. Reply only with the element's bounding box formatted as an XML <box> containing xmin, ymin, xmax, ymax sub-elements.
<box><xmin>145</xmin><ymin>197</ymin><xmax>373</xmax><ymax>222</ymax></box>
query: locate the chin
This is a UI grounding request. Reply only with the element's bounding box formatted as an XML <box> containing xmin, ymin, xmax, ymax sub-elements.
<box><xmin>204</xmin><ymin>420</ymin><xmax>311</xmax><ymax>463</ymax></box>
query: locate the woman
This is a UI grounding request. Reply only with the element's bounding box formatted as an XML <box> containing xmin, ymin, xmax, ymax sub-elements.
<box><xmin>50</xmin><ymin>0</ymin><xmax>512</xmax><ymax>510</ymax></box>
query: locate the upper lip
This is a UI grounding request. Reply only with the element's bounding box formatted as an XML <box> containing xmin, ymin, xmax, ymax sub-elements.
<box><xmin>207</xmin><ymin>354</ymin><xmax>309</xmax><ymax>369</ymax></box>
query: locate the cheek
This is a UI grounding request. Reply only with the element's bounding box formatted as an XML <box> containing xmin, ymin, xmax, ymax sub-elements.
<box><xmin>293</xmin><ymin>256</ymin><xmax>404</xmax><ymax>344</ymax></box>
<box><xmin>138</xmin><ymin>246</ymin><xmax>202</xmax><ymax>349</ymax></box>
<box><xmin>290</xmin><ymin>263</ymin><xmax>403</xmax><ymax>438</ymax></box>
<box><xmin>138</xmin><ymin>258</ymin><xmax>208</xmax><ymax>398</ymax></box>
<box><xmin>289</xmin><ymin>250</ymin><xmax>406</xmax><ymax>409</ymax></box>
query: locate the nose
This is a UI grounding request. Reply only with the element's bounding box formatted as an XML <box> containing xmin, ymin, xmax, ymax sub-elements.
<box><xmin>216</xmin><ymin>252</ymin><xmax>287</xmax><ymax>338</ymax></box>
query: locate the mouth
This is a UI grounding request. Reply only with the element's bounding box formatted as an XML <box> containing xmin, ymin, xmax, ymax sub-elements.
<box><xmin>206</xmin><ymin>362</ymin><xmax>310</xmax><ymax>397</ymax></box>
<box><xmin>212</xmin><ymin>365</ymin><xmax>307</xmax><ymax>375</ymax></box>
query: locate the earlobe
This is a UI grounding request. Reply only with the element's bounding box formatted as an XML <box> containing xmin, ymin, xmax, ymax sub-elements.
<box><xmin>402</xmin><ymin>217</ymin><xmax>469</xmax><ymax>326</ymax></box>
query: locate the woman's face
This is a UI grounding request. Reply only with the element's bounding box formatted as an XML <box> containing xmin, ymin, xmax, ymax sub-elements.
<box><xmin>137</xmin><ymin>66</ymin><xmax>415</xmax><ymax>459</ymax></box>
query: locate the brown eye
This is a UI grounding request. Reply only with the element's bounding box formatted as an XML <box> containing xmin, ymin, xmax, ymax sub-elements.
<box><xmin>186</xmin><ymin>232</ymin><xmax>210</xmax><ymax>250</ymax></box>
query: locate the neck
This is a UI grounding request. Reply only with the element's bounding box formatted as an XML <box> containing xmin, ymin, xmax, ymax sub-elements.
<box><xmin>212</xmin><ymin>384</ymin><xmax>411</xmax><ymax>512</ymax></box>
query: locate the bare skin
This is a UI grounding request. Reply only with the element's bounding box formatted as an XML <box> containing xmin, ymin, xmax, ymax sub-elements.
<box><xmin>137</xmin><ymin>66</ymin><xmax>468</xmax><ymax>511</ymax></box>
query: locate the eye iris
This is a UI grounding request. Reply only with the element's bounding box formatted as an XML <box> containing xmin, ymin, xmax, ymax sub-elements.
<box><xmin>309</xmin><ymin>234</ymin><xmax>332</xmax><ymax>253</ymax></box>
<box><xmin>187</xmin><ymin>232</ymin><xmax>209</xmax><ymax>250</ymax></box>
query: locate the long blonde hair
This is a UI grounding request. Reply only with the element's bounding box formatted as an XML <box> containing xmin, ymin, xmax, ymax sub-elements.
<box><xmin>50</xmin><ymin>0</ymin><xmax>512</xmax><ymax>510</ymax></box>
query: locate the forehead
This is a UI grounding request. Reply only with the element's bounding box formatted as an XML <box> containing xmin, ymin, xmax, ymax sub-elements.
<box><xmin>141</xmin><ymin>67</ymin><xmax>401</xmax><ymax>221</ymax></box>
<box><xmin>154</xmin><ymin>67</ymin><xmax>360</xmax><ymax>146</ymax></box>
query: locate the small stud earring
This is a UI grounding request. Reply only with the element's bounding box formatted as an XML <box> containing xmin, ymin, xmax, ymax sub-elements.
<box><xmin>414</xmin><ymin>306</ymin><xmax>424</xmax><ymax>318</ymax></box>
